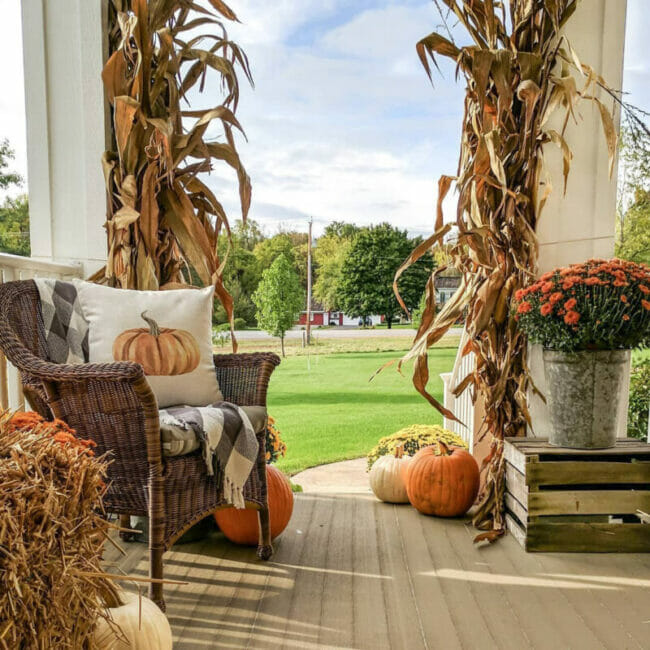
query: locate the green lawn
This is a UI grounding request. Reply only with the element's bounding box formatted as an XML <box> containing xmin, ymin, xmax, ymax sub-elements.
<box><xmin>268</xmin><ymin>347</ymin><xmax>457</xmax><ymax>475</ymax></box>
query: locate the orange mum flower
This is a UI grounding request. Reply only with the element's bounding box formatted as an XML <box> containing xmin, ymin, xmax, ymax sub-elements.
<box><xmin>541</xmin><ymin>282</ymin><xmax>554</xmax><ymax>293</ymax></box>
<box><xmin>620</xmin><ymin>295</ymin><xmax>628</xmax><ymax>304</ymax></box>
<box><xmin>514</xmin><ymin>288</ymin><xmax>527</xmax><ymax>301</ymax></box>
<box><xmin>564</xmin><ymin>298</ymin><xmax>577</xmax><ymax>310</ymax></box>
<box><xmin>564</xmin><ymin>311</ymin><xmax>581</xmax><ymax>325</ymax></box>
<box><xmin>540</xmin><ymin>303</ymin><xmax>553</xmax><ymax>316</ymax></box>
<box><xmin>562</xmin><ymin>276</ymin><xmax>582</xmax><ymax>290</ymax></box>
<box><xmin>517</xmin><ymin>301</ymin><xmax>532</xmax><ymax>314</ymax></box>
<box><xmin>643</xmin><ymin>299</ymin><xmax>650</xmax><ymax>310</ymax></box>
<box><xmin>549</xmin><ymin>292</ymin><xmax>563</xmax><ymax>305</ymax></box>
<box><xmin>623</xmin><ymin>314</ymin><xmax>630</xmax><ymax>321</ymax></box>
<box><xmin>640</xmin><ymin>285</ymin><xmax>650</xmax><ymax>294</ymax></box>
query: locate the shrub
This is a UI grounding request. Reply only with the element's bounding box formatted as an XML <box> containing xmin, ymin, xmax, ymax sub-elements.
<box><xmin>233</xmin><ymin>317</ymin><xmax>247</xmax><ymax>331</ymax></box>
<box><xmin>367</xmin><ymin>424</ymin><xmax>468</xmax><ymax>470</ymax></box>
<box><xmin>514</xmin><ymin>258</ymin><xmax>650</xmax><ymax>352</ymax></box>
<box><xmin>265</xmin><ymin>415</ymin><xmax>287</xmax><ymax>464</ymax></box>
<box><xmin>628</xmin><ymin>359</ymin><xmax>650</xmax><ymax>440</ymax></box>
<box><xmin>212</xmin><ymin>323</ymin><xmax>231</xmax><ymax>347</ymax></box>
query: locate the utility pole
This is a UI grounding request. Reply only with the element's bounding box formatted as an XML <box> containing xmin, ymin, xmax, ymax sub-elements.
<box><xmin>306</xmin><ymin>217</ymin><xmax>313</xmax><ymax>345</ymax></box>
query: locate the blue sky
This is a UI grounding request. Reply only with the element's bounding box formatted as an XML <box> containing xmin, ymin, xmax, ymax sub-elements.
<box><xmin>1</xmin><ymin>1</ymin><xmax>649</xmax><ymax>238</ymax></box>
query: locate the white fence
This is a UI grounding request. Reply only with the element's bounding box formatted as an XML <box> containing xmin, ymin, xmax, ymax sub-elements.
<box><xmin>0</xmin><ymin>253</ymin><xmax>83</xmax><ymax>411</ymax></box>
<box><xmin>441</xmin><ymin>330</ymin><xmax>476</xmax><ymax>450</ymax></box>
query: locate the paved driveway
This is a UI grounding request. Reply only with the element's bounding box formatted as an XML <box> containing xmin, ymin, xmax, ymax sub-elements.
<box><xmin>234</xmin><ymin>326</ymin><xmax>462</xmax><ymax>341</ymax></box>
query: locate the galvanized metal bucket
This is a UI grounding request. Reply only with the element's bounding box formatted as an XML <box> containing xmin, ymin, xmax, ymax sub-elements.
<box><xmin>542</xmin><ymin>349</ymin><xmax>631</xmax><ymax>449</ymax></box>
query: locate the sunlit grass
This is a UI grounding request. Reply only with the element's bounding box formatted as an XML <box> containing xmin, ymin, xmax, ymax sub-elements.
<box><xmin>267</xmin><ymin>347</ymin><xmax>456</xmax><ymax>475</ymax></box>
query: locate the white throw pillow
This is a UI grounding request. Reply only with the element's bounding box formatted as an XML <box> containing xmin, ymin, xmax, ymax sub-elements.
<box><xmin>73</xmin><ymin>280</ymin><xmax>222</xmax><ymax>408</ymax></box>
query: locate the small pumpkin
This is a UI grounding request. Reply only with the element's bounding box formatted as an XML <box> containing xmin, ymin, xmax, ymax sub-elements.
<box><xmin>215</xmin><ymin>464</ymin><xmax>293</xmax><ymax>545</ymax></box>
<box><xmin>369</xmin><ymin>444</ymin><xmax>412</xmax><ymax>503</ymax></box>
<box><xmin>94</xmin><ymin>590</ymin><xmax>172</xmax><ymax>650</ymax></box>
<box><xmin>112</xmin><ymin>311</ymin><xmax>200</xmax><ymax>376</ymax></box>
<box><xmin>406</xmin><ymin>441</ymin><xmax>479</xmax><ymax>517</ymax></box>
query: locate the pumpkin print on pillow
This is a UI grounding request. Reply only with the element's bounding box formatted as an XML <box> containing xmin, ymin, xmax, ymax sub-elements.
<box><xmin>113</xmin><ymin>311</ymin><xmax>200</xmax><ymax>376</ymax></box>
<box><xmin>72</xmin><ymin>280</ymin><xmax>222</xmax><ymax>408</ymax></box>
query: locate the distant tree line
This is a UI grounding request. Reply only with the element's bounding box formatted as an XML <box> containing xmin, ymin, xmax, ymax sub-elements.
<box><xmin>0</xmin><ymin>139</ymin><xmax>30</xmax><ymax>257</ymax></box>
<box><xmin>216</xmin><ymin>219</ymin><xmax>434</xmax><ymax>329</ymax></box>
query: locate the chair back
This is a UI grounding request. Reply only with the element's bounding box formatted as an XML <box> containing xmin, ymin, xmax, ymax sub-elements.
<box><xmin>0</xmin><ymin>280</ymin><xmax>49</xmax><ymax>366</ymax></box>
<box><xmin>0</xmin><ymin>281</ymin><xmax>56</xmax><ymax>417</ymax></box>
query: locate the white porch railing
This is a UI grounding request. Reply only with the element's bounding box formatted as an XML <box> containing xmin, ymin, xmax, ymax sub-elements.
<box><xmin>0</xmin><ymin>253</ymin><xmax>83</xmax><ymax>411</ymax></box>
<box><xmin>441</xmin><ymin>329</ymin><xmax>476</xmax><ymax>450</ymax></box>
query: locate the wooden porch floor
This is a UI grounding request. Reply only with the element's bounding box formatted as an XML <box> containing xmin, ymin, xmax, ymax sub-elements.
<box><xmin>107</xmin><ymin>492</ymin><xmax>650</xmax><ymax>649</ymax></box>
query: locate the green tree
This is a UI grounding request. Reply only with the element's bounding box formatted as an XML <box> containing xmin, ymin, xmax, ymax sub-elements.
<box><xmin>253</xmin><ymin>254</ymin><xmax>304</xmax><ymax>357</ymax></box>
<box><xmin>214</xmin><ymin>219</ymin><xmax>265</xmax><ymax>325</ymax></box>
<box><xmin>616</xmin><ymin>189</ymin><xmax>650</xmax><ymax>265</ymax></box>
<box><xmin>253</xmin><ymin>231</ymin><xmax>309</xmax><ymax>286</ymax></box>
<box><xmin>337</xmin><ymin>223</ymin><xmax>433</xmax><ymax>328</ymax></box>
<box><xmin>231</xmin><ymin>218</ymin><xmax>266</xmax><ymax>251</ymax></box>
<box><xmin>616</xmin><ymin>122</ymin><xmax>650</xmax><ymax>264</ymax></box>
<box><xmin>0</xmin><ymin>194</ymin><xmax>30</xmax><ymax>257</ymax></box>
<box><xmin>0</xmin><ymin>139</ymin><xmax>23</xmax><ymax>190</ymax></box>
<box><xmin>313</xmin><ymin>223</ymin><xmax>359</xmax><ymax>311</ymax></box>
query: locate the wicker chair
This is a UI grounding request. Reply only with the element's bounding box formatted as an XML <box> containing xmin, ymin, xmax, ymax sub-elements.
<box><xmin>0</xmin><ymin>280</ymin><xmax>280</xmax><ymax>610</ymax></box>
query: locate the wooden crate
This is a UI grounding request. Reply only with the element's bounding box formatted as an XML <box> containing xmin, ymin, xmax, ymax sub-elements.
<box><xmin>504</xmin><ymin>437</ymin><xmax>650</xmax><ymax>552</ymax></box>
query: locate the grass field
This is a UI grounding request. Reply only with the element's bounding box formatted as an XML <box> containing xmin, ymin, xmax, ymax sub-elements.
<box><xmin>268</xmin><ymin>346</ymin><xmax>457</xmax><ymax>475</ymax></box>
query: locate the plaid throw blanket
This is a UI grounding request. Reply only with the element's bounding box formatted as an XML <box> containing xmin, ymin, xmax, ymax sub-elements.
<box><xmin>34</xmin><ymin>279</ymin><xmax>258</xmax><ymax>508</ymax></box>
<box><xmin>159</xmin><ymin>403</ymin><xmax>258</xmax><ymax>509</ymax></box>
<box><xmin>34</xmin><ymin>279</ymin><xmax>89</xmax><ymax>364</ymax></box>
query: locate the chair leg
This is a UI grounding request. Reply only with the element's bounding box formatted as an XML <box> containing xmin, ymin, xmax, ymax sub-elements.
<box><xmin>150</xmin><ymin>545</ymin><xmax>165</xmax><ymax>611</ymax></box>
<box><xmin>256</xmin><ymin>507</ymin><xmax>273</xmax><ymax>560</ymax></box>
<box><xmin>149</xmin><ymin>477</ymin><xmax>166</xmax><ymax>611</ymax></box>
<box><xmin>118</xmin><ymin>514</ymin><xmax>137</xmax><ymax>542</ymax></box>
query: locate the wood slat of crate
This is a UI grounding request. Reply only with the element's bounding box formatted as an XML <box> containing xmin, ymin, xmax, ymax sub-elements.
<box><xmin>504</xmin><ymin>437</ymin><xmax>650</xmax><ymax>553</ymax></box>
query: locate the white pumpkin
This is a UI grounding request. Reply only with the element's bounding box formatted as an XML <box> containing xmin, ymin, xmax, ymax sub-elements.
<box><xmin>369</xmin><ymin>445</ymin><xmax>412</xmax><ymax>503</ymax></box>
<box><xmin>94</xmin><ymin>590</ymin><xmax>173</xmax><ymax>650</ymax></box>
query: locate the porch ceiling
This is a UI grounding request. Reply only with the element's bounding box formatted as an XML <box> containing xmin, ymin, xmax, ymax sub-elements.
<box><xmin>107</xmin><ymin>491</ymin><xmax>650</xmax><ymax>649</ymax></box>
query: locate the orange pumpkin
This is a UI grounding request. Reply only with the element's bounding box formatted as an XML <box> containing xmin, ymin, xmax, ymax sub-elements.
<box><xmin>112</xmin><ymin>311</ymin><xmax>200</xmax><ymax>376</ymax></box>
<box><xmin>406</xmin><ymin>441</ymin><xmax>479</xmax><ymax>517</ymax></box>
<box><xmin>214</xmin><ymin>465</ymin><xmax>293</xmax><ymax>546</ymax></box>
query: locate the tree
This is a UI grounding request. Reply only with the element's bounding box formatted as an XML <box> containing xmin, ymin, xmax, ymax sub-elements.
<box><xmin>0</xmin><ymin>140</ymin><xmax>29</xmax><ymax>257</ymax></box>
<box><xmin>615</xmin><ymin>189</ymin><xmax>650</xmax><ymax>265</ymax></box>
<box><xmin>313</xmin><ymin>223</ymin><xmax>359</xmax><ymax>311</ymax></box>
<box><xmin>336</xmin><ymin>223</ymin><xmax>433</xmax><ymax>328</ymax></box>
<box><xmin>0</xmin><ymin>139</ymin><xmax>23</xmax><ymax>190</ymax></box>
<box><xmin>253</xmin><ymin>231</ymin><xmax>309</xmax><ymax>285</ymax></box>
<box><xmin>616</xmin><ymin>124</ymin><xmax>650</xmax><ymax>265</ymax></box>
<box><xmin>214</xmin><ymin>220</ymin><xmax>265</xmax><ymax>326</ymax></box>
<box><xmin>253</xmin><ymin>254</ymin><xmax>304</xmax><ymax>357</ymax></box>
<box><xmin>0</xmin><ymin>194</ymin><xmax>30</xmax><ymax>256</ymax></box>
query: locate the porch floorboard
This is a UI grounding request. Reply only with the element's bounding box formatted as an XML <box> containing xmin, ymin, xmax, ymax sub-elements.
<box><xmin>107</xmin><ymin>492</ymin><xmax>650</xmax><ymax>649</ymax></box>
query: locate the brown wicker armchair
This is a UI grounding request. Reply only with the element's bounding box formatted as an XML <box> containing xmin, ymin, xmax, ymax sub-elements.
<box><xmin>0</xmin><ymin>280</ymin><xmax>280</xmax><ymax>610</ymax></box>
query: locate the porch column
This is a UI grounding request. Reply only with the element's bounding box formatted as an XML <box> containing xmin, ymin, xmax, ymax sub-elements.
<box><xmin>21</xmin><ymin>0</ymin><xmax>108</xmax><ymax>276</ymax></box>
<box><xmin>529</xmin><ymin>0</ymin><xmax>629</xmax><ymax>438</ymax></box>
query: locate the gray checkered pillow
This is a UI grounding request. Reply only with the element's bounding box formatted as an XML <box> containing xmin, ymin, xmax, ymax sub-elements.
<box><xmin>35</xmin><ymin>279</ymin><xmax>89</xmax><ymax>364</ymax></box>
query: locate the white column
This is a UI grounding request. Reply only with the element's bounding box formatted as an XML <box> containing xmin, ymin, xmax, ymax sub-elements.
<box><xmin>529</xmin><ymin>0</ymin><xmax>629</xmax><ymax>438</ymax></box>
<box><xmin>21</xmin><ymin>0</ymin><xmax>107</xmax><ymax>276</ymax></box>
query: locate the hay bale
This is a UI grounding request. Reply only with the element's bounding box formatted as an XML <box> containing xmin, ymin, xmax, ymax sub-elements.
<box><xmin>0</xmin><ymin>411</ymin><xmax>119</xmax><ymax>648</ymax></box>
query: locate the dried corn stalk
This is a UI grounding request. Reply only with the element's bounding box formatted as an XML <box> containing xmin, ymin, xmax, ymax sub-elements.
<box><xmin>95</xmin><ymin>0</ymin><xmax>252</xmax><ymax>340</ymax></box>
<box><xmin>396</xmin><ymin>0</ymin><xmax>619</xmax><ymax>541</ymax></box>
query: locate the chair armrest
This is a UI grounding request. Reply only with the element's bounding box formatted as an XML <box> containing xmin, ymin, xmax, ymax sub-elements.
<box><xmin>30</xmin><ymin>361</ymin><xmax>162</xmax><ymax>476</ymax></box>
<box><xmin>213</xmin><ymin>352</ymin><xmax>280</xmax><ymax>406</ymax></box>
<box><xmin>15</xmin><ymin>356</ymin><xmax>145</xmax><ymax>383</ymax></box>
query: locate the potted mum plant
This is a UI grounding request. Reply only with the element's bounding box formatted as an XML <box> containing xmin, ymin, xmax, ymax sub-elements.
<box><xmin>514</xmin><ymin>258</ymin><xmax>650</xmax><ymax>448</ymax></box>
